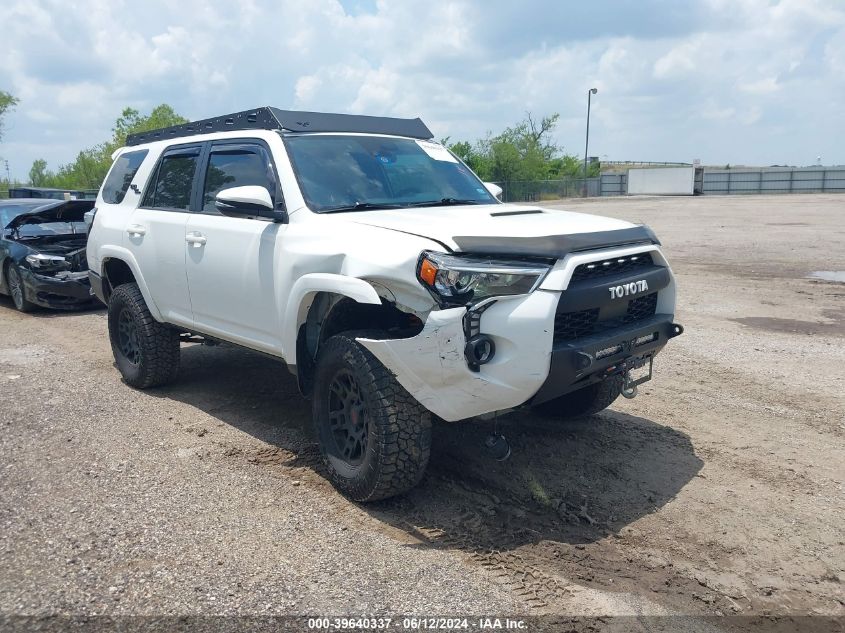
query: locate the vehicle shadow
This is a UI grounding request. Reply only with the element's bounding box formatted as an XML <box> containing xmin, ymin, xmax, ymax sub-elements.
<box><xmin>0</xmin><ymin>294</ymin><xmax>105</xmax><ymax>317</ymax></box>
<box><xmin>156</xmin><ymin>343</ymin><xmax>703</xmax><ymax>551</ymax></box>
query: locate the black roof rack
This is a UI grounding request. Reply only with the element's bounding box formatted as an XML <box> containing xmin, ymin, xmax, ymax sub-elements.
<box><xmin>125</xmin><ymin>107</ymin><xmax>434</xmax><ymax>146</ymax></box>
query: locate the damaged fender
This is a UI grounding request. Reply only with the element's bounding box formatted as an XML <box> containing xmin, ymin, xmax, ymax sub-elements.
<box><xmin>282</xmin><ymin>273</ymin><xmax>382</xmax><ymax>365</ymax></box>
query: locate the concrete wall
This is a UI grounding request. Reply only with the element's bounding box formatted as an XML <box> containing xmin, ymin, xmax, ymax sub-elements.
<box><xmin>627</xmin><ymin>167</ymin><xmax>695</xmax><ymax>195</ymax></box>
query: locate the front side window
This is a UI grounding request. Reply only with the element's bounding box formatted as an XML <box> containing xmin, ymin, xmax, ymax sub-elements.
<box><xmin>284</xmin><ymin>135</ymin><xmax>496</xmax><ymax>212</ymax></box>
<box><xmin>142</xmin><ymin>148</ymin><xmax>199</xmax><ymax>210</ymax></box>
<box><xmin>102</xmin><ymin>149</ymin><xmax>148</xmax><ymax>204</ymax></box>
<box><xmin>202</xmin><ymin>146</ymin><xmax>276</xmax><ymax>212</ymax></box>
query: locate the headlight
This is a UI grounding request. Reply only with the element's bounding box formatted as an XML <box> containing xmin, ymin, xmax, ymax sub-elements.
<box><xmin>25</xmin><ymin>253</ymin><xmax>67</xmax><ymax>269</ymax></box>
<box><xmin>417</xmin><ymin>251</ymin><xmax>550</xmax><ymax>306</ymax></box>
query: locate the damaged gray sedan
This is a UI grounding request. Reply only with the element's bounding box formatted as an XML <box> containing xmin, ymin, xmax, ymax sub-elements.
<box><xmin>0</xmin><ymin>198</ymin><xmax>96</xmax><ymax>312</ymax></box>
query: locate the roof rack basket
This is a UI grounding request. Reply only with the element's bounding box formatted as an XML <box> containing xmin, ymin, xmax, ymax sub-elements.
<box><xmin>125</xmin><ymin>107</ymin><xmax>433</xmax><ymax>146</ymax></box>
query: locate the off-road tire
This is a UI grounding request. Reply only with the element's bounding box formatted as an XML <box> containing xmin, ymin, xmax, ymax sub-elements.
<box><xmin>107</xmin><ymin>283</ymin><xmax>180</xmax><ymax>388</ymax></box>
<box><xmin>7</xmin><ymin>264</ymin><xmax>36</xmax><ymax>312</ymax></box>
<box><xmin>312</xmin><ymin>331</ymin><xmax>432</xmax><ymax>502</ymax></box>
<box><xmin>533</xmin><ymin>375</ymin><xmax>623</xmax><ymax>419</ymax></box>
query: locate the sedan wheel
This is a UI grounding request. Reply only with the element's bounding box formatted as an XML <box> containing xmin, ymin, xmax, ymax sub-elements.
<box><xmin>6</xmin><ymin>265</ymin><xmax>35</xmax><ymax>312</ymax></box>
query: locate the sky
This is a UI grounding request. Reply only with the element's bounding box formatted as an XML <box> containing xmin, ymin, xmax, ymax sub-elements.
<box><xmin>1</xmin><ymin>0</ymin><xmax>844</xmax><ymax>180</ymax></box>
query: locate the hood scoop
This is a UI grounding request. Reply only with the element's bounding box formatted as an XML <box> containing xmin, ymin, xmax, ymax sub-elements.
<box><xmin>490</xmin><ymin>209</ymin><xmax>544</xmax><ymax>217</ymax></box>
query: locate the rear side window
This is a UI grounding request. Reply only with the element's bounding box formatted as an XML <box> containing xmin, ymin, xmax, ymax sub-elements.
<box><xmin>142</xmin><ymin>147</ymin><xmax>200</xmax><ymax>210</ymax></box>
<box><xmin>101</xmin><ymin>150</ymin><xmax>148</xmax><ymax>204</ymax></box>
<box><xmin>202</xmin><ymin>145</ymin><xmax>276</xmax><ymax>213</ymax></box>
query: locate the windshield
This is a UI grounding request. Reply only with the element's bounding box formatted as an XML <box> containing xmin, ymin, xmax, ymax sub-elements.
<box><xmin>284</xmin><ymin>135</ymin><xmax>497</xmax><ymax>212</ymax></box>
<box><xmin>15</xmin><ymin>221</ymin><xmax>87</xmax><ymax>238</ymax></box>
<box><xmin>0</xmin><ymin>202</ymin><xmax>49</xmax><ymax>228</ymax></box>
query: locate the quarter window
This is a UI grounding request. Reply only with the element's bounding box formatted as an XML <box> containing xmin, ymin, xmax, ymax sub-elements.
<box><xmin>202</xmin><ymin>146</ymin><xmax>276</xmax><ymax>213</ymax></box>
<box><xmin>142</xmin><ymin>148</ymin><xmax>200</xmax><ymax>210</ymax></box>
<box><xmin>102</xmin><ymin>150</ymin><xmax>148</xmax><ymax>204</ymax></box>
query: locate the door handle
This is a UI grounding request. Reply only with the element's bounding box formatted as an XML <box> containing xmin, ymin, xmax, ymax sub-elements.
<box><xmin>185</xmin><ymin>232</ymin><xmax>207</xmax><ymax>247</ymax></box>
<box><xmin>126</xmin><ymin>224</ymin><xmax>146</xmax><ymax>237</ymax></box>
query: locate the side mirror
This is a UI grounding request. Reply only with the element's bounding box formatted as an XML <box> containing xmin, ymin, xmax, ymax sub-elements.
<box><xmin>215</xmin><ymin>186</ymin><xmax>287</xmax><ymax>223</ymax></box>
<box><xmin>484</xmin><ymin>182</ymin><xmax>503</xmax><ymax>201</ymax></box>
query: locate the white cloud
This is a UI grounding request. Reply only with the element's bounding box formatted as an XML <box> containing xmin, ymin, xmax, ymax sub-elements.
<box><xmin>740</xmin><ymin>77</ymin><xmax>780</xmax><ymax>95</ymax></box>
<box><xmin>653</xmin><ymin>40</ymin><xmax>700</xmax><ymax>80</ymax></box>
<box><xmin>1</xmin><ymin>0</ymin><xmax>844</xmax><ymax>177</ymax></box>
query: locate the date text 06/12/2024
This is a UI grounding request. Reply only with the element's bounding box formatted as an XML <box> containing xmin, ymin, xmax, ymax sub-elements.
<box><xmin>306</xmin><ymin>617</ymin><xmax>528</xmax><ymax>630</ymax></box>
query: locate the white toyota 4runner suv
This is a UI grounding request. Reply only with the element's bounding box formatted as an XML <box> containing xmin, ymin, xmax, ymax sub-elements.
<box><xmin>87</xmin><ymin>107</ymin><xmax>683</xmax><ymax>501</ymax></box>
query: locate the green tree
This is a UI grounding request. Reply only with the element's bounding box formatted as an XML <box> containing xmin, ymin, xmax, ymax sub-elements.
<box><xmin>0</xmin><ymin>90</ymin><xmax>20</xmax><ymax>142</ymax></box>
<box><xmin>110</xmin><ymin>104</ymin><xmax>187</xmax><ymax>152</ymax></box>
<box><xmin>29</xmin><ymin>159</ymin><xmax>50</xmax><ymax>186</ymax></box>
<box><xmin>446</xmin><ymin>112</ymin><xmax>601</xmax><ymax>200</ymax></box>
<box><xmin>446</xmin><ymin>112</ymin><xmax>577</xmax><ymax>183</ymax></box>
<box><xmin>448</xmin><ymin>139</ymin><xmax>492</xmax><ymax>179</ymax></box>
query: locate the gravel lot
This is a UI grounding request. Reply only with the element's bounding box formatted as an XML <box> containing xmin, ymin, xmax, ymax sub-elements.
<box><xmin>1</xmin><ymin>194</ymin><xmax>843</xmax><ymax>627</ymax></box>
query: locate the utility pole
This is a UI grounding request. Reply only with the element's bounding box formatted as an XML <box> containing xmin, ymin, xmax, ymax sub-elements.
<box><xmin>583</xmin><ymin>87</ymin><xmax>598</xmax><ymax>196</ymax></box>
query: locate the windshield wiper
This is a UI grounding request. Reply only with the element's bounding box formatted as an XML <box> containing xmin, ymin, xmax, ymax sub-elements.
<box><xmin>405</xmin><ymin>198</ymin><xmax>484</xmax><ymax>207</ymax></box>
<box><xmin>320</xmin><ymin>201</ymin><xmax>404</xmax><ymax>214</ymax></box>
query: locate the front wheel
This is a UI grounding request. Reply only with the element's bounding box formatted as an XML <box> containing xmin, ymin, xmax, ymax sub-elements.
<box><xmin>533</xmin><ymin>375</ymin><xmax>623</xmax><ymax>420</ymax></box>
<box><xmin>7</xmin><ymin>265</ymin><xmax>35</xmax><ymax>312</ymax></box>
<box><xmin>312</xmin><ymin>332</ymin><xmax>432</xmax><ymax>502</ymax></box>
<box><xmin>107</xmin><ymin>283</ymin><xmax>180</xmax><ymax>388</ymax></box>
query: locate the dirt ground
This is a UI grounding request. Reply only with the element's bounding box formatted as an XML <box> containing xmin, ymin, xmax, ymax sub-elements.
<box><xmin>0</xmin><ymin>194</ymin><xmax>843</xmax><ymax>628</ymax></box>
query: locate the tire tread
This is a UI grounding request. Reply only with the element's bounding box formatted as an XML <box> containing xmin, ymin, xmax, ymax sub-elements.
<box><xmin>108</xmin><ymin>283</ymin><xmax>180</xmax><ymax>388</ymax></box>
<box><xmin>313</xmin><ymin>331</ymin><xmax>431</xmax><ymax>502</ymax></box>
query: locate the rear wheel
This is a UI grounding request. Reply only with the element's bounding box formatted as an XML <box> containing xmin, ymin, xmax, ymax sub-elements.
<box><xmin>7</xmin><ymin>265</ymin><xmax>35</xmax><ymax>312</ymax></box>
<box><xmin>107</xmin><ymin>283</ymin><xmax>180</xmax><ymax>388</ymax></box>
<box><xmin>312</xmin><ymin>332</ymin><xmax>432</xmax><ymax>502</ymax></box>
<box><xmin>533</xmin><ymin>375</ymin><xmax>623</xmax><ymax>419</ymax></box>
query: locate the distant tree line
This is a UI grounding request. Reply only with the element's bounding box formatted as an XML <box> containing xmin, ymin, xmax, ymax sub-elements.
<box><xmin>445</xmin><ymin>112</ymin><xmax>599</xmax><ymax>183</ymax></box>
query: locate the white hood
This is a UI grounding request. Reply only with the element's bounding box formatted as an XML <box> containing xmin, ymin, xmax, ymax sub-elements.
<box><xmin>347</xmin><ymin>204</ymin><xmax>635</xmax><ymax>250</ymax></box>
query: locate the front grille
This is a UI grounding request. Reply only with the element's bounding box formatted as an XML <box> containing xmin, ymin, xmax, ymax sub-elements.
<box><xmin>570</xmin><ymin>252</ymin><xmax>653</xmax><ymax>283</ymax></box>
<box><xmin>554</xmin><ymin>292</ymin><xmax>659</xmax><ymax>343</ymax></box>
<box><xmin>554</xmin><ymin>307</ymin><xmax>599</xmax><ymax>341</ymax></box>
<box><xmin>624</xmin><ymin>292</ymin><xmax>658</xmax><ymax>323</ymax></box>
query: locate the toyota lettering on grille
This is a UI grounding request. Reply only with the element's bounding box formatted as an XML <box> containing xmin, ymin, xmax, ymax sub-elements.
<box><xmin>609</xmin><ymin>280</ymin><xmax>649</xmax><ymax>299</ymax></box>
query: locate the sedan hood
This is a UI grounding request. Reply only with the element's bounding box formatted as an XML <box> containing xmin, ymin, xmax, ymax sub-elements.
<box><xmin>5</xmin><ymin>199</ymin><xmax>95</xmax><ymax>230</ymax></box>
<box><xmin>347</xmin><ymin>204</ymin><xmax>656</xmax><ymax>258</ymax></box>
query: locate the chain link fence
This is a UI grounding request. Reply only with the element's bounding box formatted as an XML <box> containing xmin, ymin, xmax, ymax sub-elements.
<box><xmin>491</xmin><ymin>178</ymin><xmax>601</xmax><ymax>202</ymax></box>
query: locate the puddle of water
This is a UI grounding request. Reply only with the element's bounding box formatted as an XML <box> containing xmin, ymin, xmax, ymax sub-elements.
<box><xmin>732</xmin><ymin>316</ymin><xmax>844</xmax><ymax>337</ymax></box>
<box><xmin>808</xmin><ymin>271</ymin><xmax>845</xmax><ymax>283</ymax></box>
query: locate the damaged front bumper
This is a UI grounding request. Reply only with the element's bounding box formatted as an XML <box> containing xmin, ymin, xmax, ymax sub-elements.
<box><xmin>359</xmin><ymin>290</ymin><xmax>560</xmax><ymax>421</ymax></box>
<box><xmin>19</xmin><ymin>267</ymin><xmax>96</xmax><ymax>310</ymax></box>
<box><xmin>529</xmin><ymin>315</ymin><xmax>683</xmax><ymax>405</ymax></box>
<box><xmin>359</xmin><ymin>290</ymin><xmax>681</xmax><ymax>422</ymax></box>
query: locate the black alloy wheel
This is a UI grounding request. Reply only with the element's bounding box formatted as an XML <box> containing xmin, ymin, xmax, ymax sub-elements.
<box><xmin>7</xmin><ymin>265</ymin><xmax>34</xmax><ymax>312</ymax></box>
<box><xmin>116</xmin><ymin>307</ymin><xmax>142</xmax><ymax>365</ymax></box>
<box><xmin>326</xmin><ymin>369</ymin><xmax>369</xmax><ymax>466</ymax></box>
